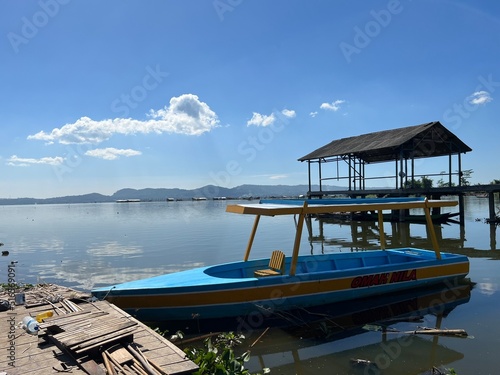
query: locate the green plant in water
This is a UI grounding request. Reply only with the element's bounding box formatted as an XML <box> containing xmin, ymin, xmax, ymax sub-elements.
<box><xmin>184</xmin><ymin>332</ymin><xmax>269</xmax><ymax>375</ymax></box>
<box><xmin>0</xmin><ymin>282</ymin><xmax>35</xmax><ymax>291</ymax></box>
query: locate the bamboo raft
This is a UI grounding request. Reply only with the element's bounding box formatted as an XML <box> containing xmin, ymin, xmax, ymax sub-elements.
<box><xmin>0</xmin><ymin>284</ymin><xmax>198</xmax><ymax>374</ymax></box>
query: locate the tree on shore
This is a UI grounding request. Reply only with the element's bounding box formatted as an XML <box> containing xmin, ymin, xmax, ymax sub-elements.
<box><xmin>437</xmin><ymin>169</ymin><xmax>473</xmax><ymax>187</ymax></box>
<box><xmin>405</xmin><ymin>176</ymin><xmax>433</xmax><ymax>189</ymax></box>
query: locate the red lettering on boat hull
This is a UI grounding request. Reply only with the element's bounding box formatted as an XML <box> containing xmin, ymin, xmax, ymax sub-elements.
<box><xmin>351</xmin><ymin>269</ymin><xmax>417</xmax><ymax>289</ymax></box>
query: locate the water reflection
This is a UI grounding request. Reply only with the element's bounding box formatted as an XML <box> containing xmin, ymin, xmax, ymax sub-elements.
<box><xmin>86</xmin><ymin>241</ymin><xmax>144</xmax><ymax>257</ymax></box>
<box><xmin>307</xmin><ymin>216</ymin><xmax>499</xmax><ymax>256</ymax></box>
<box><xmin>243</xmin><ymin>283</ymin><xmax>472</xmax><ymax>375</ymax></box>
<box><xmin>477</xmin><ymin>281</ymin><xmax>497</xmax><ymax>296</ymax></box>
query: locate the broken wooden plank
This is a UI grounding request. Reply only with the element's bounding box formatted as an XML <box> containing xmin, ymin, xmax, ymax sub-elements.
<box><xmin>73</xmin><ymin>326</ymin><xmax>138</xmax><ymax>354</ymax></box>
<box><xmin>62</xmin><ymin>321</ymin><xmax>138</xmax><ymax>348</ymax></box>
<box><xmin>107</xmin><ymin>346</ymin><xmax>134</xmax><ymax>365</ymax></box>
<box><xmin>78</xmin><ymin>357</ymin><xmax>106</xmax><ymax>375</ymax></box>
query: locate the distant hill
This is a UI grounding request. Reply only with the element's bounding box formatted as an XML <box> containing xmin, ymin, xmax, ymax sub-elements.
<box><xmin>0</xmin><ymin>193</ymin><xmax>111</xmax><ymax>206</ymax></box>
<box><xmin>0</xmin><ymin>184</ymin><xmax>344</xmax><ymax>205</ymax></box>
<box><xmin>112</xmin><ymin>184</ymin><xmax>343</xmax><ymax>200</ymax></box>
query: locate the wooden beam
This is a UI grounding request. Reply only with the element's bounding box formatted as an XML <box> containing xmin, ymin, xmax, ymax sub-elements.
<box><xmin>290</xmin><ymin>202</ymin><xmax>308</xmax><ymax>276</ymax></box>
<box><xmin>424</xmin><ymin>199</ymin><xmax>441</xmax><ymax>259</ymax></box>
<box><xmin>244</xmin><ymin>215</ymin><xmax>260</xmax><ymax>261</ymax></box>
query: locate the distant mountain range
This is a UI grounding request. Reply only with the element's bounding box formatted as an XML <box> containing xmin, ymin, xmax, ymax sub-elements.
<box><xmin>0</xmin><ymin>184</ymin><xmax>345</xmax><ymax>205</ymax></box>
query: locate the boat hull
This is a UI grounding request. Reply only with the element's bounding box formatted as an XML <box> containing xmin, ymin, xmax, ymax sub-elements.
<box><xmin>92</xmin><ymin>248</ymin><xmax>469</xmax><ymax>321</ymax></box>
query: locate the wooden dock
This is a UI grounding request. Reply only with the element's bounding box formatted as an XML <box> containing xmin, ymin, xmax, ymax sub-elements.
<box><xmin>0</xmin><ymin>284</ymin><xmax>198</xmax><ymax>375</ymax></box>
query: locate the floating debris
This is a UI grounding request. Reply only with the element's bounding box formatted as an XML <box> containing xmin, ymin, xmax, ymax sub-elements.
<box><xmin>350</xmin><ymin>358</ymin><xmax>379</xmax><ymax>370</ymax></box>
<box><xmin>363</xmin><ymin>324</ymin><xmax>471</xmax><ymax>338</ymax></box>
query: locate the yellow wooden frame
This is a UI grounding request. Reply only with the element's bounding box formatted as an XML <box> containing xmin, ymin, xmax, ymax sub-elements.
<box><xmin>227</xmin><ymin>199</ymin><xmax>456</xmax><ymax>276</ymax></box>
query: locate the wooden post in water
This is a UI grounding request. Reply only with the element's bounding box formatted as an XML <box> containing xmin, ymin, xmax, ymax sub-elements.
<box><xmin>378</xmin><ymin>210</ymin><xmax>386</xmax><ymax>250</ymax></box>
<box><xmin>459</xmin><ymin>193</ymin><xmax>465</xmax><ymax>226</ymax></box>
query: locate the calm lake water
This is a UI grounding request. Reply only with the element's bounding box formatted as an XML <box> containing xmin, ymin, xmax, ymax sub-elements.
<box><xmin>1</xmin><ymin>196</ymin><xmax>499</xmax><ymax>374</ymax></box>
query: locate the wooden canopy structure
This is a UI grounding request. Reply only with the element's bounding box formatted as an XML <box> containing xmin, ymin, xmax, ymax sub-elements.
<box><xmin>298</xmin><ymin>121</ymin><xmax>472</xmax><ymax>194</ymax></box>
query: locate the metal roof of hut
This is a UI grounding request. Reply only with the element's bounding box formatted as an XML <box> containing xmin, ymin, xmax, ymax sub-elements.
<box><xmin>298</xmin><ymin>121</ymin><xmax>472</xmax><ymax>164</ymax></box>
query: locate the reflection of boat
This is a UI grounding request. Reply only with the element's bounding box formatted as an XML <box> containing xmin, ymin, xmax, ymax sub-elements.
<box><xmin>92</xmin><ymin>198</ymin><xmax>469</xmax><ymax>322</ymax></box>
<box><xmin>115</xmin><ymin>199</ymin><xmax>141</xmax><ymax>203</ymax></box>
<box><xmin>245</xmin><ymin>283</ymin><xmax>471</xmax><ymax>374</ymax></box>
<box><xmin>351</xmin><ymin>211</ymin><xmax>460</xmax><ymax>223</ymax></box>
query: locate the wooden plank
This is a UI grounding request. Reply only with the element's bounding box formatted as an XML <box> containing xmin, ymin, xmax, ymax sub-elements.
<box><xmin>73</xmin><ymin>326</ymin><xmax>138</xmax><ymax>353</ymax></box>
<box><xmin>108</xmin><ymin>346</ymin><xmax>134</xmax><ymax>364</ymax></box>
<box><xmin>55</xmin><ymin>316</ymin><xmax>125</xmax><ymax>336</ymax></box>
<box><xmin>78</xmin><ymin>357</ymin><xmax>107</xmax><ymax>375</ymax></box>
<box><xmin>53</xmin><ymin>316</ymin><xmax>132</xmax><ymax>342</ymax></box>
<box><xmin>61</xmin><ymin>321</ymin><xmax>137</xmax><ymax>347</ymax></box>
<box><xmin>42</xmin><ymin>311</ymin><xmax>109</xmax><ymax>328</ymax></box>
<box><xmin>39</xmin><ymin>310</ymin><xmax>95</xmax><ymax>328</ymax></box>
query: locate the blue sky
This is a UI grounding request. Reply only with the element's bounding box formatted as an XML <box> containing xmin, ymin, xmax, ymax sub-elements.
<box><xmin>1</xmin><ymin>0</ymin><xmax>499</xmax><ymax>198</ymax></box>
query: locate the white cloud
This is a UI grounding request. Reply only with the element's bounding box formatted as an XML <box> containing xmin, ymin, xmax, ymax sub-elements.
<box><xmin>269</xmin><ymin>174</ymin><xmax>288</xmax><ymax>180</ymax></box>
<box><xmin>247</xmin><ymin>112</ymin><xmax>276</xmax><ymax>127</ymax></box>
<box><xmin>27</xmin><ymin>94</ymin><xmax>220</xmax><ymax>145</ymax></box>
<box><xmin>85</xmin><ymin>148</ymin><xmax>142</xmax><ymax>160</ymax></box>
<box><xmin>247</xmin><ymin>108</ymin><xmax>296</xmax><ymax>127</ymax></box>
<box><xmin>6</xmin><ymin>155</ymin><xmax>64</xmax><ymax>167</ymax></box>
<box><xmin>467</xmin><ymin>91</ymin><xmax>492</xmax><ymax>105</ymax></box>
<box><xmin>309</xmin><ymin>111</ymin><xmax>318</xmax><ymax>118</ymax></box>
<box><xmin>281</xmin><ymin>109</ymin><xmax>296</xmax><ymax>118</ymax></box>
<box><xmin>320</xmin><ymin>99</ymin><xmax>345</xmax><ymax>112</ymax></box>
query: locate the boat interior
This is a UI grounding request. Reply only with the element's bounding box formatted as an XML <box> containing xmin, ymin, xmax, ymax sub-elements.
<box><xmin>203</xmin><ymin>248</ymin><xmax>456</xmax><ymax>279</ymax></box>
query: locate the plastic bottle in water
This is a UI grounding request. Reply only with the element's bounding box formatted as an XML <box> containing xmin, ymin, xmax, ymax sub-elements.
<box><xmin>22</xmin><ymin>316</ymin><xmax>39</xmax><ymax>334</ymax></box>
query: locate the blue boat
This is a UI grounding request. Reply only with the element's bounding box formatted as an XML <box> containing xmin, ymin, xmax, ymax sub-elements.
<box><xmin>91</xmin><ymin>198</ymin><xmax>469</xmax><ymax>321</ymax></box>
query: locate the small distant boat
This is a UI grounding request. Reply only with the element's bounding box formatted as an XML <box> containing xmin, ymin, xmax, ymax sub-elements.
<box><xmin>115</xmin><ymin>199</ymin><xmax>141</xmax><ymax>203</ymax></box>
<box><xmin>92</xmin><ymin>198</ymin><xmax>469</xmax><ymax>321</ymax></box>
<box><xmin>192</xmin><ymin>197</ymin><xmax>207</xmax><ymax>201</ymax></box>
<box><xmin>213</xmin><ymin>197</ymin><xmax>227</xmax><ymax>200</ymax></box>
<box><xmin>474</xmin><ymin>192</ymin><xmax>488</xmax><ymax>198</ymax></box>
<box><xmin>166</xmin><ymin>198</ymin><xmax>175</xmax><ymax>202</ymax></box>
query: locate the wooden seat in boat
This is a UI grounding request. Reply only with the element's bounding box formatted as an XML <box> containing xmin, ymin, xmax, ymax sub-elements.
<box><xmin>254</xmin><ymin>250</ymin><xmax>285</xmax><ymax>277</ymax></box>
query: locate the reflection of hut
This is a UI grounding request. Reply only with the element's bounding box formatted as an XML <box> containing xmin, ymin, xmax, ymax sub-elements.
<box><xmin>298</xmin><ymin>121</ymin><xmax>472</xmax><ymax>196</ymax></box>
